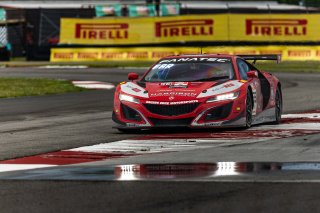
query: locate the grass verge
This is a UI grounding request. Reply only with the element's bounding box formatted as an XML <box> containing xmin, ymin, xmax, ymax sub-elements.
<box><xmin>0</xmin><ymin>78</ymin><xmax>86</xmax><ymax>98</ymax></box>
<box><xmin>254</xmin><ymin>61</ymin><xmax>320</xmax><ymax>73</ymax></box>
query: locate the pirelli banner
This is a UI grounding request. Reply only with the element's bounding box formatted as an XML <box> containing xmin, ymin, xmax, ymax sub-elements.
<box><xmin>59</xmin><ymin>14</ymin><xmax>320</xmax><ymax>45</ymax></box>
<box><xmin>51</xmin><ymin>46</ymin><xmax>320</xmax><ymax>62</ymax></box>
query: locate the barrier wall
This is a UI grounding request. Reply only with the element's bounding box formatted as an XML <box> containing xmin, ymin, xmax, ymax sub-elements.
<box><xmin>51</xmin><ymin>46</ymin><xmax>320</xmax><ymax>62</ymax></box>
<box><xmin>59</xmin><ymin>14</ymin><xmax>320</xmax><ymax>45</ymax></box>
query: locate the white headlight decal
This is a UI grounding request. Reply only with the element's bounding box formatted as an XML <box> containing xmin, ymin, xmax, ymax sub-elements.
<box><xmin>120</xmin><ymin>82</ymin><xmax>149</xmax><ymax>98</ymax></box>
<box><xmin>197</xmin><ymin>81</ymin><xmax>243</xmax><ymax>98</ymax></box>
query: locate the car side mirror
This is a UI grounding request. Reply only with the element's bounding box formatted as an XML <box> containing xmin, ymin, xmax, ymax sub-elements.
<box><xmin>247</xmin><ymin>71</ymin><xmax>258</xmax><ymax>78</ymax></box>
<box><xmin>128</xmin><ymin>72</ymin><xmax>139</xmax><ymax>81</ymax></box>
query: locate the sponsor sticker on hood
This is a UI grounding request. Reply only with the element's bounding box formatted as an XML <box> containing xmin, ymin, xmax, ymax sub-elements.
<box><xmin>160</xmin><ymin>82</ymin><xmax>188</xmax><ymax>88</ymax></box>
<box><xmin>146</xmin><ymin>100</ymin><xmax>198</xmax><ymax>105</ymax></box>
<box><xmin>150</xmin><ymin>91</ymin><xmax>197</xmax><ymax>97</ymax></box>
<box><xmin>197</xmin><ymin>80</ymin><xmax>243</xmax><ymax>98</ymax></box>
<box><xmin>120</xmin><ymin>82</ymin><xmax>149</xmax><ymax>98</ymax></box>
<box><xmin>159</xmin><ymin>57</ymin><xmax>230</xmax><ymax>63</ymax></box>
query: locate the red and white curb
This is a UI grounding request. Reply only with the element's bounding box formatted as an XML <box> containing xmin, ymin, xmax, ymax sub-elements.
<box><xmin>72</xmin><ymin>81</ymin><xmax>115</xmax><ymax>90</ymax></box>
<box><xmin>1</xmin><ymin>111</ymin><xmax>320</xmax><ymax>173</ymax></box>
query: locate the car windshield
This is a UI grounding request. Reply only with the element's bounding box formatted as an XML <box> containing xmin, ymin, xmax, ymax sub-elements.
<box><xmin>143</xmin><ymin>57</ymin><xmax>235</xmax><ymax>82</ymax></box>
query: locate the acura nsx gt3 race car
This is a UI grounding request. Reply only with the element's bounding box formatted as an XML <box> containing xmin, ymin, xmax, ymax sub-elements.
<box><xmin>112</xmin><ymin>54</ymin><xmax>282</xmax><ymax>132</ymax></box>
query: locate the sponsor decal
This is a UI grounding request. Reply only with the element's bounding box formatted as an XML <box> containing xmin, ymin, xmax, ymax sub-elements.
<box><xmin>146</xmin><ymin>100</ymin><xmax>198</xmax><ymax>105</ymax></box>
<box><xmin>288</xmin><ymin>50</ymin><xmax>311</xmax><ymax>57</ymax></box>
<box><xmin>197</xmin><ymin>81</ymin><xmax>243</xmax><ymax>98</ymax></box>
<box><xmin>152</xmin><ymin>63</ymin><xmax>174</xmax><ymax>72</ymax></box>
<box><xmin>246</xmin><ymin>19</ymin><xmax>307</xmax><ymax>36</ymax></box>
<box><xmin>101</xmin><ymin>52</ymin><xmax>124</xmax><ymax>59</ymax></box>
<box><xmin>125</xmin><ymin>84</ymin><xmax>138</xmax><ymax>90</ymax></box>
<box><xmin>210</xmin><ymin>83</ymin><xmax>235</xmax><ymax>93</ymax></box>
<box><xmin>223</xmin><ymin>83</ymin><xmax>235</xmax><ymax>88</ymax></box>
<box><xmin>132</xmin><ymin>88</ymin><xmax>141</xmax><ymax>92</ymax></box>
<box><xmin>150</xmin><ymin>92</ymin><xmax>197</xmax><ymax>97</ymax></box>
<box><xmin>127</xmin><ymin>52</ymin><xmax>149</xmax><ymax>59</ymax></box>
<box><xmin>204</xmin><ymin>122</ymin><xmax>223</xmax><ymax>126</ymax></box>
<box><xmin>53</xmin><ymin>53</ymin><xmax>74</xmax><ymax>59</ymax></box>
<box><xmin>159</xmin><ymin>58</ymin><xmax>230</xmax><ymax>63</ymax></box>
<box><xmin>155</xmin><ymin>19</ymin><xmax>214</xmax><ymax>38</ymax></box>
<box><xmin>75</xmin><ymin>23</ymin><xmax>129</xmax><ymax>40</ymax></box>
<box><xmin>121</xmin><ymin>82</ymin><xmax>149</xmax><ymax>98</ymax></box>
<box><xmin>152</xmin><ymin>52</ymin><xmax>175</xmax><ymax>58</ymax></box>
<box><xmin>160</xmin><ymin>82</ymin><xmax>188</xmax><ymax>88</ymax></box>
<box><xmin>126</xmin><ymin>122</ymin><xmax>152</xmax><ymax>127</ymax></box>
<box><xmin>77</xmin><ymin>52</ymin><xmax>99</xmax><ymax>59</ymax></box>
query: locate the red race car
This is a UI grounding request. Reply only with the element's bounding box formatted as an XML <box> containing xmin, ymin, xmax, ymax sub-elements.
<box><xmin>112</xmin><ymin>54</ymin><xmax>282</xmax><ymax>132</ymax></box>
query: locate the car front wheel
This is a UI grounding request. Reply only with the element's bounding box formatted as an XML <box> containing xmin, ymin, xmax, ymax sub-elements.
<box><xmin>272</xmin><ymin>87</ymin><xmax>282</xmax><ymax>124</ymax></box>
<box><xmin>245</xmin><ymin>90</ymin><xmax>253</xmax><ymax>128</ymax></box>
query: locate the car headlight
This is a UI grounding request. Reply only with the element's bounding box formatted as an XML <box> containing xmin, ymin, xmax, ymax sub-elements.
<box><xmin>206</xmin><ymin>91</ymin><xmax>239</xmax><ymax>103</ymax></box>
<box><xmin>119</xmin><ymin>93</ymin><xmax>140</xmax><ymax>104</ymax></box>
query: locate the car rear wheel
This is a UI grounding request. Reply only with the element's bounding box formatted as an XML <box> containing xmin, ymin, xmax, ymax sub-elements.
<box><xmin>272</xmin><ymin>88</ymin><xmax>282</xmax><ymax>124</ymax></box>
<box><xmin>245</xmin><ymin>90</ymin><xmax>253</xmax><ymax>128</ymax></box>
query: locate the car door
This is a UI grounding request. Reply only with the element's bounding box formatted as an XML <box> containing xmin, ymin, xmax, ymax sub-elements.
<box><xmin>236</xmin><ymin>58</ymin><xmax>263</xmax><ymax>116</ymax></box>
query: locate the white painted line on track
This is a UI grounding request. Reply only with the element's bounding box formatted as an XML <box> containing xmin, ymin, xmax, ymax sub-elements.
<box><xmin>0</xmin><ymin>164</ymin><xmax>56</xmax><ymax>172</ymax></box>
<box><xmin>72</xmin><ymin>81</ymin><xmax>115</xmax><ymax>89</ymax></box>
<box><xmin>252</xmin><ymin>123</ymin><xmax>320</xmax><ymax>130</ymax></box>
<box><xmin>282</xmin><ymin>113</ymin><xmax>320</xmax><ymax>119</ymax></box>
<box><xmin>69</xmin><ymin>137</ymin><xmax>276</xmax><ymax>154</ymax></box>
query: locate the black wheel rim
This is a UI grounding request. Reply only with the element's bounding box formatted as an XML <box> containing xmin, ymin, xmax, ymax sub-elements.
<box><xmin>246</xmin><ymin>93</ymin><xmax>252</xmax><ymax>127</ymax></box>
<box><xmin>275</xmin><ymin>90</ymin><xmax>282</xmax><ymax>121</ymax></box>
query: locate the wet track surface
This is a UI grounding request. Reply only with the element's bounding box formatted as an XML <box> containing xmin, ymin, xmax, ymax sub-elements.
<box><xmin>0</xmin><ymin>67</ymin><xmax>320</xmax><ymax>212</ymax></box>
<box><xmin>2</xmin><ymin>162</ymin><xmax>320</xmax><ymax>182</ymax></box>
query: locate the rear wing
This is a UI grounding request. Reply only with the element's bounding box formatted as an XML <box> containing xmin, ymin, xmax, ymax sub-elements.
<box><xmin>237</xmin><ymin>54</ymin><xmax>281</xmax><ymax>64</ymax></box>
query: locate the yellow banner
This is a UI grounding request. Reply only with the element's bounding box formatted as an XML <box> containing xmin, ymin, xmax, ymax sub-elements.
<box><xmin>229</xmin><ymin>14</ymin><xmax>320</xmax><ymax>41</ymax></box>
<box><xmin>51</xmin><ymin>46</ymin><xmax>320</xmax><ymax>62</ymax></box>
<box><xmin>59</xmin><ymin>15</ymin><xmax>227</xmax><ymax>45</ymax></box>
<box><xmin>60</xmin><ymin>14</ymin><xmax>320</xmax><ymax>45</ymax></box>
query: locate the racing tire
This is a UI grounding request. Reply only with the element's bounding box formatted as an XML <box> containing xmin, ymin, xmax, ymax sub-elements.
<box><xmin>245</xmin><ymin>90</ymin><xmax>253</xmax><ymax>128</ymax></box>
<box><xmin>272</xmin><ymin>87</ymin><xmax>282</xmax><ymax>124</ymax></box>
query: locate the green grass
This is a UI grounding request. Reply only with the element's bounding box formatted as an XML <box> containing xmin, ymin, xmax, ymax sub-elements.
<box><xmin>255</xmin><ymin>61</ymin><xmax>320</xmax><ymax>73</ymax></box>
<box><xmin>0</xmin><ymin>78</ymin><xmax>86</xmax><ymax>98</ymax></box>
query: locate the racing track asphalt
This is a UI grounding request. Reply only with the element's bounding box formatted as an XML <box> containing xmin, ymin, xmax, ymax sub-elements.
<box><xmin>0</xmin><ymin>67</ymin><xmax>320</xmax><ymax>212</ymax></box>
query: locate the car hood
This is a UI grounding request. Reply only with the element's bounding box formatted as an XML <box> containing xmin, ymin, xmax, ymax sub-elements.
<box><xmin>145</xmin><ymin>82</ymin><xmax>216</xmax><ymax>101</ymax></box>
<box><xmin>120</xmin><ymin>80</ymin><xmax>244</xmax><ymax>101</ymax></box>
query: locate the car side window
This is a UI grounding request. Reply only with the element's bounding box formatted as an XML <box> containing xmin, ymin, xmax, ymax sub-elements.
<box><xmin>246</xmin><ymin>61</ymin><xmax>259</xmax><ymax>72</ymax></box>
<box><xmin>236</xmin><ymin>59</ymin><xmax>250</xmax><ymax>80</ymax></box>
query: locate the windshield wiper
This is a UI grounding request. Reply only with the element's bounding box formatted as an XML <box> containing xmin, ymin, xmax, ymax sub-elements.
<box><xmin>192</xmin><ymin>76</ymin><xmax>229</xmax><ymax>82</ymax></box>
